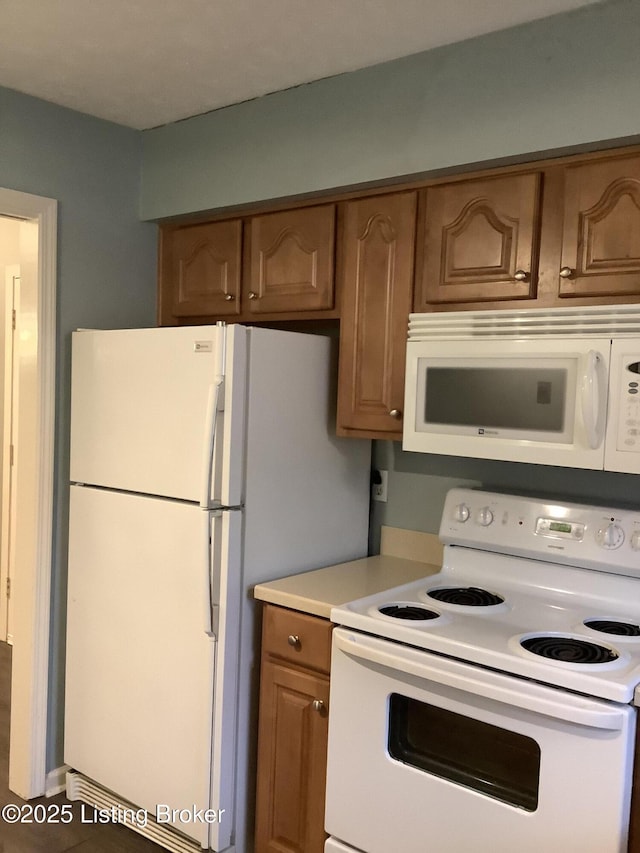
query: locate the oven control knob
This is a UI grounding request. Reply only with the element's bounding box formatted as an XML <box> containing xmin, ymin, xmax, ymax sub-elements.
<box><xmin>596</xmin><ymin>523</ymin><xmax>625</xmax><ymax>550</ymax></box>
<box><xmin>476</xmin><ymin>507</ymin><xmax>494</xmax><ymax>527</ymax></box>
<box><xmin>630</xmin><ymin>531</ymin><xmax>640</xmax><ymax>551</ymax></box>
<box><xmin>453</xmin><ymin>503</ymin><xmax>470</xmax><ymax>523</ymax></box>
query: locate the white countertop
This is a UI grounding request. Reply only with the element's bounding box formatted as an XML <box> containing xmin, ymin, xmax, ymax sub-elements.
<box><xmin>253</xmin><ymin>526</ymin><xmax>442</xmax><ymax>619</ymax></box>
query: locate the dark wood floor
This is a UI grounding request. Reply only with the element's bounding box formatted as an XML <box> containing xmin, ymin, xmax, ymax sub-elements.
<box><xmin>0</xmin><ymin>641</ymin><xmax>164</xmax><ymax>852</ymax></box>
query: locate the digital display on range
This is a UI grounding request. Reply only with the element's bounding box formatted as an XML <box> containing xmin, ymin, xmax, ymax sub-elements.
<box><xmin>549</xmin><ymin>521</ymin><xmax>572</xmax><ymax>534</ymax></box>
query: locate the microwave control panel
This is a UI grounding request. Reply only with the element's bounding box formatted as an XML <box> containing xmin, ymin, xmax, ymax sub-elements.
<box><xmin>615</xmin><ymin>357</ymin><xmax>640</xmax><ymax>453</ymax></box>
<box><xmin>606</xmin><ymin>339</ymin><xmax>640</xmax><ymax>474</ymax></box>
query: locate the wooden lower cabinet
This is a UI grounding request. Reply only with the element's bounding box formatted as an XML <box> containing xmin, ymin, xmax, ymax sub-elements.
<box><xmin>255</xmin><ymin>604</ymin><xmax>332</xmax><ymax>853</ymax></box>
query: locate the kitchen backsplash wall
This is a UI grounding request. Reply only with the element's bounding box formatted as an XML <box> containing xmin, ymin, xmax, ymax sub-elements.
<box><xmin>369</xmin><ymin>441</ymin><xmax>640</xmax><ymax>555</ymax></box>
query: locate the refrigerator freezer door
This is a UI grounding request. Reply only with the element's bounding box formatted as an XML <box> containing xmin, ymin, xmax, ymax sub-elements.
<box><xmin>70</xmin><ymin>325</ymin><xmax>235</xmax><ymax>503</ymax></box>
<box><xmin>65</xmin><ymin>485</ymin><xmax>236</xmax><ymax>849</ymax></box>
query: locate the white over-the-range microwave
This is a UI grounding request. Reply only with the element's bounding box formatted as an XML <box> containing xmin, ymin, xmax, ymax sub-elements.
<box><xmin>403</xmin><ymin>304</ymin><xmax>640</xmax><ymax>472</ymax></box>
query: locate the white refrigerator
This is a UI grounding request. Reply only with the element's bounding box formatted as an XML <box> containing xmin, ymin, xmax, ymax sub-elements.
<box><xmin>64</xmin><ymin>323</ymin><xmax>371</xmax><ymax>853</ymax></box>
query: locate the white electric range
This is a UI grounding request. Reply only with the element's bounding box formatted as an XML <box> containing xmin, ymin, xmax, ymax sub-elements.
<box><xmin>325</xmin><ymin>488</ymin><xmax>640</xmax><ymax>853</ymax></box>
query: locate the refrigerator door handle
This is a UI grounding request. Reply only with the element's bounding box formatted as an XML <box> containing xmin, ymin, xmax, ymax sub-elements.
<box><xmin>200</xmin><ymin>379</ymin><xmax>223</xmax><ymax>509</ymax></box>
<box><xmin>204</xmin><ymin>510</ymin><xmax>221</xmax><ymax>638</ymax></box>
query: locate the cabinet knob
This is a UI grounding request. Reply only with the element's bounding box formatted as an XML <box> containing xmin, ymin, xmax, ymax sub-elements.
<box><xmin>224</xmin><ymin>293</ymin><xmax>235</xmax><ymax>301</ymax></box>
<box><xmin>559</xmin><ymin>267</ymin><xmax>575</xmax><ymax>279</ymax></box>
<box><xmin>513</xmin><ymin>270</ymin><xmax>529</xmax><ymax>282</ymax></box>
<box><xmin>312</xmin><ymin>699</ymin><xmax>325</xmax><ymax>713</ymax></box>
<box><xmin>248</xmin><ymin>291</ymin><xmax>258</xmax><ymax>300</ymax></box>
<box><xmin>389</xmin><ymin>409</ymin><xmax>402</xmax><ymax>419</ymax></box>
<box><xmin>287</xmin><ymin>634</ymin><xmax>301</xmax><ymax>649</ymax></box>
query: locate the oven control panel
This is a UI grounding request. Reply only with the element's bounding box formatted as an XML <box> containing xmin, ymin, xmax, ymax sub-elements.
<box><xmin>535</xmin><ymin>517</ymin><xmax>585</xmax><ymax>541</ymax></box>
<box><xmin>441</xmin><ymin>488</ymin><xmax>640</xmax><ymax>576</ymax></box>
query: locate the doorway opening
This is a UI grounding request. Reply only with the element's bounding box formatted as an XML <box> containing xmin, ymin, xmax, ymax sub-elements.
<box><xmin>0</xmin><ymin>189</ymin><xmax>57</xmax><ymax>800</ymax></box>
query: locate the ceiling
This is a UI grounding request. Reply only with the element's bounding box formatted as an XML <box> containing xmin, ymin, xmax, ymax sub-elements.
<box><xmin>0</xmin><ymin>0</ymin><xmax>603</xmax><ymax>131</ymax></box>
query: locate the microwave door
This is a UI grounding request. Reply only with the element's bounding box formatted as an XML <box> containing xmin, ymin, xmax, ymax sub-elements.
<box><xmin>604</xmin><ymin>339</ymin><xmax>640</xmax><ymax>474</ymax></box>
<box><xmin>403</xmin><ymin>339</ymin><xmax>611</xmax><ymax>470</ymax></box>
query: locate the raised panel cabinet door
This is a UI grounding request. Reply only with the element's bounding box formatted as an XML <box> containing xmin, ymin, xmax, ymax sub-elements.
<box><xmin>254</xmin><ymin>659</ymin><xmax>330</xmax><ymax>853</ymax></box>
<box><xmin>417</xmin><ymin>172</ymin><xmax>542</xmax><ymax>307</ymax></box>
<box><xmin>247</xmin><ymin>205</ymin><xmax>336</xmax><ymax>315</ymax></box>
<box><xmin>159</xmin><ymin>220</ymin><xmax>242</xmax><ymax>322</ymax></box>
<box><xmin>337</xmin><ymin>192</ymin><xmax>417</xmax><ymax>438</ymax></box>
<box><xmin>559</xmin><ymin>154</ymin><xmax>640</xmax><ymax>298</ymax></box>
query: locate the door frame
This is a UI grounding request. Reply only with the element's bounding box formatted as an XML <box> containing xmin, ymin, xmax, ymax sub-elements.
<box><xmin>1</xmin><ymin>264</ymin><xmax>20</xmax><ymax>642</ymax></box>
<box><xmin>0</xmin><ymin>188</ymin><xmax>57</xmax><ymax>798</ymax></box>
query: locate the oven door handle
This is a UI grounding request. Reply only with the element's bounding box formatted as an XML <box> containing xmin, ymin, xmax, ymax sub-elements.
<box><xmin>334</xmin><ymin>630</ymin><xmax>630</xmax><ymax>731</ymax></box>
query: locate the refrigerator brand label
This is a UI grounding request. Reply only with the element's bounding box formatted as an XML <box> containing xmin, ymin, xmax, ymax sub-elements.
<box><xmin>194</xmin><ymin>341</ymin><xmax>213</xmax><ymax>353</ymax></box>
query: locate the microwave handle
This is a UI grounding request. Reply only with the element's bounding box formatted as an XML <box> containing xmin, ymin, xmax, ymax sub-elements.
<box><xmin>580</xmin><ymin>350</ymin><xmax>607</xmax><ymax>450</ymax></box>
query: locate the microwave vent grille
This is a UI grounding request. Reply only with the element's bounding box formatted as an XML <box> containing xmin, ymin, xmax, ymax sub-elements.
<box><xmin>408</xmin><ymin>304</ymin><xmax>640</xmax><ymax>340</ymax></box>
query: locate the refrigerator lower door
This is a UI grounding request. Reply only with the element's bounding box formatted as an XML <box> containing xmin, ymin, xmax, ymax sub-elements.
<box><xmin>65</xmin><ymin>486</ymin><xmax>237</xmax><ymax>849</ymax></box>
<box><xmin>208</xmin><ymin>507</ymin><xmax>242</xmax><ymax>851</ymax></box>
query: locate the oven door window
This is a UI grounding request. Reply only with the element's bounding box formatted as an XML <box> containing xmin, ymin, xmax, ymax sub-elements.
<box><xmin>388</xmin><ymin>694</ymin><xmax>540</xmax><ymax>811</ymax></box>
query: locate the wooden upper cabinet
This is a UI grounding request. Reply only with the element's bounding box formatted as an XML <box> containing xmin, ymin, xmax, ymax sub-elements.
<box><xmin>416</xmin><ymin>172</ymin><xmax>542</xmax><ymax>308</ymax></box>
<box><xmin>558</xmin><ymin>154</ymin><xmax>640</xmax><ymax>298</ymax></box>
<box><xmin>158</xmin><ymin>220</ymin><xmax>242</xmax><ymax>324</ymax></box>
<box><xmin>246</xmin><ymin>205</ymin><xmax>336</xmax><ymax>315</ymax></box>
<box><xmin>337</xmin><ymin>192</ymin><xmax>417</xmax><ymax>439</ymax></box>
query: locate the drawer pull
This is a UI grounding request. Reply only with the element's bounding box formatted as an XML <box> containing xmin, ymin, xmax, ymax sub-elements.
<box><xmin>287</xmin><ymin>634</ymin><xmax>301</xmax><ymax>649</ymax></box>
<box><xmin>389</xmin><ymin>409</ymin><xmax>402</xmax><ymax>419</ymax></box>
<box><xmin>312</xmin><ymin>699</ymin><xmax>325</xmax><ymax>713</ymax></box>
<box><xmin>559</xmin><ymin>266</ymin><xmax>575</xmax><ymax>279</ymax></box>
<box><xmin>224</xmin><ymin>293</ymin><xmax>235</xmax><ymax>301</ymax></box>
<box><xmin>513</xmin><ymin>269</ymin><xmax>529</xmax><ymax>282</ymax></box>
<box><xmin>248</xmin><ymin>291</ymin><xmax>258</xmax><ymax>300</ymax></box>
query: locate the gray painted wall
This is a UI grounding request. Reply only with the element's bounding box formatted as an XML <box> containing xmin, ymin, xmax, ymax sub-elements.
<box><xmin>141</xmin><ymin>0</ymin><xmax>640</xmax><ymax>220</ymax></box>
<box><xmin>140</xmin><ymin>0</ymin><xmax>640</xmax><ymax>553</ymax></box>
<box><xmin>0</xmin><ymin>86</ymin><xmax>158</xmax><ymax>771</ymax></box>
<box><xmin>369</xmin><ymin>443</ymin><xmax>640</xmax><ymax>554</ymax></box>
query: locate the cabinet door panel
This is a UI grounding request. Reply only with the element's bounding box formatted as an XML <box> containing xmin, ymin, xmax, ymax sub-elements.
<box><xmin>560</xmin><ymin>155</ymin><xmax>640</xmax><ymax>298</ymax></box>
<box><xmin>337</xmin><ymin>192</ymin><xmax>417</xmax><ymax>437</ymax></box>
<box><xmin>418</xmin><ymin>173</ymin><xmax>541</xmax><ymax>306</ymax></box>
<box><xmin>247</xmin><ymin>206</ymin><xmax>335</xmax><ymax>315</ymax></box>
<box><xmin>159</xmin><ymin>220</ymin><xmax>242</xmax><ymax>322</ymax></box>
<box><xmin>255</xmin><ymin>660</ymin><xmax>329</xmax><ymax>853</ymax></box>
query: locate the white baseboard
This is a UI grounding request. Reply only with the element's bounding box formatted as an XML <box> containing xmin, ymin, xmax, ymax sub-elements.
<box><xmin>45</xmin><ymin>764</ymin><xmax>70</xmax><ymax>796</ymax></box>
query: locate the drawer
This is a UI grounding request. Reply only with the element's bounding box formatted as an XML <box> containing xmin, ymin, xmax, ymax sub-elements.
<box><xmin>262</xmin><ymin>604</ymin><xmax>332</xmax><ymax>674</ymax></box>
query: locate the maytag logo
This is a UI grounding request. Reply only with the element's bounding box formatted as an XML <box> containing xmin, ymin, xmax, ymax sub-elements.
<box><xmin>477</xmin><ymin>428</ymin><xmax>498</xmax><ymax>436</ymax></box>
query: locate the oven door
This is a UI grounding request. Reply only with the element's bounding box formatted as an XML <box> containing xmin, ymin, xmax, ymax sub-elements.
<box><xmin>325</xmin><ymin>628</ymin><xmax>635</xmax><ymax>853</ymax></box>
<box><xmin>402</xmin><ymin>338</ymin><xmax>611</xmax><ymax>469</ymax></box>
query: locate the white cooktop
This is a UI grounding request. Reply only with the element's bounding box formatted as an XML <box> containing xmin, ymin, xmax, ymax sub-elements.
<box><xmin>331</xmin><ymin>489</ymin><xmax>640</xmax><ymax>703</ymax></box>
